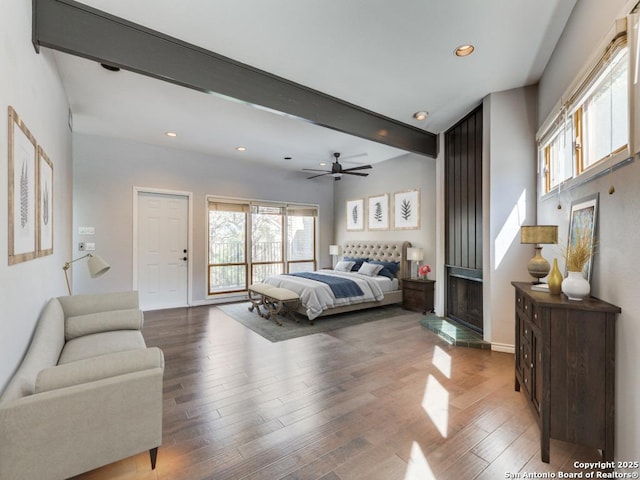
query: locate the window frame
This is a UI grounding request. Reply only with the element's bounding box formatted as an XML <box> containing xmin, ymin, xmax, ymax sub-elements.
<box><xmin>207</xmin><ymin>197</ymin><xmax>318</xmax><ymax>296</ymax></box>
<box><xmin>538</xmin><ymin>31</ymin><xmax>630</xmax><ymax>195</ymax></box>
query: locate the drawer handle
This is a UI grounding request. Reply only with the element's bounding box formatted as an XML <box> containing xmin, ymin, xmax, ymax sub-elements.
<box><xmin>525</xmin><ymin>328</ymin><xmax>528</xmax><ymax>335</ymax></box>
<box><xmin>531</xmin><ymin>363</ymin><xmax>534</xmax><ymax>368</ymax></box>
<box><xmin>524</xmin><ymin>353</ymin><xmax>528</xmax><ymax>359</ymax></box>
<box><xmin>525</xmin><ymin>304</ymin><xmax>528</xmax><ymax>310</ymax></box>
<box><xmin>534</xmin><ymin>313</ymin><xmax>538</xmax><ymax>319</ymax></box>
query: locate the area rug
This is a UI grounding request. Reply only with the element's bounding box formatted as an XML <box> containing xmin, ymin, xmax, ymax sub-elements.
<box><xmin>218</xmin><ymin>301</ymin><xmax>407</xmax><ymax>342</ymax></box>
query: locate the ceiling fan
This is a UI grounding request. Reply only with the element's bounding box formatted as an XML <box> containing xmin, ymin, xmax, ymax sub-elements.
<box><xmin>303</xmin><ymin>152</ymin><xmax>372</xmax><ymax>181</ymax></box>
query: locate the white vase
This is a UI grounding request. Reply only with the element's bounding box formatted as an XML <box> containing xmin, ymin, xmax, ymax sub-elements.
<box><xmin>561</xmin><ymin>271</ymin><xmax>590</xmax><ymax>301</ymax></box>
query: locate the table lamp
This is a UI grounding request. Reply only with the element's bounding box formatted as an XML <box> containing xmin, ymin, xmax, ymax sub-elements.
<box><xmin>406</xmin><ymin>247</ymin><xmax>424</xmax><ymax>279</ymax></box>
<box><xmin>520</xmin><ymin>225</ymin><xmax>558</xmax><ymax>283</ymax></box>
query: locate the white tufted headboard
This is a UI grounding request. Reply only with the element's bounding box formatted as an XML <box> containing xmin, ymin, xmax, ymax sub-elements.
<box><xmin>342</xmin><ymin>241</ymin><xmax>411</xmax><ymax>280</ymax></box>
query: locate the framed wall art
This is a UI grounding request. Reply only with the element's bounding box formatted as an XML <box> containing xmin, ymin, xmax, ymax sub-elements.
<box><xmin>368</xmin><ymin>193</ymin><xmax>389</xmax><ymax>230</ymax></box>
<box><xmin>567</xmin><ymin>193</ymin><xmax>599</xmax><ymax>281</ymax></box>
<box><xmin>8</xmin><ymin>106</ymin><xmax>38</xmax><ymax>265</ymax></box>
<box><xmin>37</xmin><ymin>146</ymin><xmax>54</xmax><ymax>257</ymax></box>
<box><xmin>393</xmin><ymin>189</ymin><xmax>420</xmax><ymax>230</ymax></box>
<box><xmin>346</xmin><ymin>198</ymin><xmax>364</xmax><ymax>231</ymax></box>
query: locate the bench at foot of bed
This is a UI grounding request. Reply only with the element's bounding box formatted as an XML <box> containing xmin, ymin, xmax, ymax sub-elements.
<box><xmin>248</xmin><ymin>284</ymin><xmax>300</xmax><ymax>326</ymax></box>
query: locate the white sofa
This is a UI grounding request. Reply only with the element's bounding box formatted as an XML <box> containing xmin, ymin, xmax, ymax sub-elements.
<box><xmin>0</xmin><ymin>291</ymin><xmax>164</xmax><ymax>480</ymax></box>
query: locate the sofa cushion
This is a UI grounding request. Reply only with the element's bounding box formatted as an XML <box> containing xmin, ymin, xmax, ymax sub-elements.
<box><xmin>35</xmin><ymin>347</ymin><xmax>164</xmax><ymax>393</ymax></box>
<box><xmin>58</xmin><ymin>330</ymin><xmax>146</xmax><ymax>365</ymax></box>
<box><xmin>0</xmin><ymin>298</ymin><xmax>65</xmax><ymax>403</ymax></box>
<box><xmin>65</xmin><ymin>309</ymin><xmax>143</xmax><ymax>341</ymax></box>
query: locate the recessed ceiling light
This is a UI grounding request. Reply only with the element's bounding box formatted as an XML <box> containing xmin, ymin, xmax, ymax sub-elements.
<box><xmin>166</xmin><ymin>132</ymin><xmax>177</xmax><ymax>137</ymax></box>
<box><xmin>320</xmin><ymin>162</ymin><xmax>327</xmax><ymax>166</ymax></box>
<box><xmin>236</xmin><ymin>146</ymin><xmax>246</xmax><ymax>152</ymax></box>
<box><xmin>413</xmin><ymin>111</ymin><xmax>428</xmax><ymax>121</ymax></box>
<box><xmin>455</xmin><ymin>44</ymin><xmax>475</xmax><ymax>57</ymax></box>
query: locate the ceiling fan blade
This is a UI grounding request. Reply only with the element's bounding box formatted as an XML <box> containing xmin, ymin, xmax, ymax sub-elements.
<box><xmin>307</xmin><ymin>172</ymin><xmax>331</xmax><ymax>179</ymax></box>
<box><xmin>343</xmin><ymin>171</ymin><xmax>369</xmax><ymax>177</ymax></box>
<box><xmin>342</xmin><ymin>164</ymin><xmax>372</xmax><ymax>172</ymax></box>
<box><xmin>302</xmin><ymin>168</ymin><xmax>331</xmax><ymax>173</ymax></box>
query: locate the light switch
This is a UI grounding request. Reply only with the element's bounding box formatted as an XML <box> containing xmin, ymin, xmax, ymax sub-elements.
<box><xmin>79</xmin><ymin>226</ymin><xmax>95</xmax><ymax>235</ymax></box>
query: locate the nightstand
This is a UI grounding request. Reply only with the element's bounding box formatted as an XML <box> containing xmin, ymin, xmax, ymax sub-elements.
<box><xmin>402</xmin><ymin>278</ymin><xmax>435</xmax><ymax>314</ymax></box>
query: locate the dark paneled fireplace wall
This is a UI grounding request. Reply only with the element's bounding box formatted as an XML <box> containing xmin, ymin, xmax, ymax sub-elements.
<box><xmin>445</xmin><ymin>105</ymin><xmax>483</xmax><ymax>332</ymax></box>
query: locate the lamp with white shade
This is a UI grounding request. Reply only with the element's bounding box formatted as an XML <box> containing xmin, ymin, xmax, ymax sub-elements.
<box><xmin>329</xmin><ymin>244</ymin><xmax>341</xmax><ymax>268</ymax></box>
<box><xmin>62</xmin><ymin>253</ymin><xmax>110</xmax><ymax>295</ymax></box>
<box><xmin>406</xmin><ymin>247</ymin><xmax>424</xmax><ymax>278</ymax></box>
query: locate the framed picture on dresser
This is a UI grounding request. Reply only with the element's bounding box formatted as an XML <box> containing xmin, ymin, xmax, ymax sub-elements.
<box><xmin>567</xmin><ymin>193</ymin><xmax>598</xmax><ymax>281</ymax></box>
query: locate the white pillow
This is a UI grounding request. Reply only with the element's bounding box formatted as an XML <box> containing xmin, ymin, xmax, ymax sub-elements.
<box><xmin>357</xmin><ymin>262</ymin><xmax>384</xmax><ymax>277</ymax></box>
<box><xmin>334</xmin><ymin>260</ymin><xmax>356</xmax><ymax>272</ymax></box>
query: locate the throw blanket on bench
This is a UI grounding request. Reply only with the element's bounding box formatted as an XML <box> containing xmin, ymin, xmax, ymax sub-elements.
<box><xmin>287</xmin><ymin>272</ymin><xmax>364</xmax><ymax>298</ymax></box>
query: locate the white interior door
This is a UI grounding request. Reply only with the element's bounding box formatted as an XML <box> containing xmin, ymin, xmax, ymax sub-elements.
<box><xmin>137</xmin><ymin>191</ymin><xmax>189</xmax><ymax>310</ymax></box>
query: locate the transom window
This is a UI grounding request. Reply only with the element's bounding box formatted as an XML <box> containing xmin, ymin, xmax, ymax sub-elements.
<box><xmin>539</xmin><ymin>36</ymin><xmax>629</xmax><ymax>194</ymax></box>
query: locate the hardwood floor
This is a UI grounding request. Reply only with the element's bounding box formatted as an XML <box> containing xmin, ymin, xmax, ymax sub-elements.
<box><xmin>72</xmin><ymin>305</ymin><xmax>601</xmax><ymax>480</ymax></box>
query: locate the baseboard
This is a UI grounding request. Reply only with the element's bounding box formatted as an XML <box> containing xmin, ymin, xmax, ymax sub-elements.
<box><xmin>491</xmin><ymin>342</ymin><xmax>515</xmax><ymax>354</ymax></box>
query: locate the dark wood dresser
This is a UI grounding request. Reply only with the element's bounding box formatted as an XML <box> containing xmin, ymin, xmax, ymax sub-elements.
<box><xmin>511</xmin><ymin>282</ymin><xmax>621</xmax><ymax>463</ymax></box>
<box><xmin>402</xmin><ymin>278</ymin><xmax>435</xmax><ymax>314</ymax></box>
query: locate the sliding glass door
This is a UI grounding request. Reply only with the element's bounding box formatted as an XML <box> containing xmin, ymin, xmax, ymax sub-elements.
<box><xmin>251</xmin><ymin>205</ymin><xmax>284</xmax><ymax>282</ymax></box>
<box><xmin>207</xmin><ymin>199</ymin><xmax>317</xmax><ymax>295</ymax></box>
<box><xmin>208</xmin><ymin>202</ymin><xmax>248</xmax><ymax>294</ymax></box>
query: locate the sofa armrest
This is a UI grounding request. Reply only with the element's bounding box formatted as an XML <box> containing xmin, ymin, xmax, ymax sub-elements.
<box><xmin>0</xmin><ymin>368</ymin><xmax>164</xmax><ymax>480</ymax></box>
<box><xmin>65</xmin><ymin>308</ymin><xmax>144</xmax><ymax>340</ymax></box>
<box><xmin>35</xmin><ymin>347</ymin><xmax>163</xmax><ymax>393</ymax></box>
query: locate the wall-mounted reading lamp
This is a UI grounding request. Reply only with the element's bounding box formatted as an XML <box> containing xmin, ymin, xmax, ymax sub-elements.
<box><xmin>62</xmin><ymin>253</ymin><xmax>110</xmax><ymax>295</ymax></box>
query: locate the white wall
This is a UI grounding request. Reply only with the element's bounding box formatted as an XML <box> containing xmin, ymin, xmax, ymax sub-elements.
<box><xmin>537</xmin><ymin>0</ymin><xmax>639</xmax><ymax>461</ymax></box>
<box><xmin>0</xmin><ymin>2</ymin><xmax>72</xmax><ymax>391</ymax></box>
<box><xmin>72</xmin><ymin>133</ymin><xmax>334</xmax><ymax>303</ymax></box>
<box><xmin>333</xmin><ymin>153</ymin><xmax>440</xmax><ymax>308</ymax></box>
<box><xmin>483</xmin><ymin>86</ymin><xmax>539</xmax><ymax>350</ymax></box>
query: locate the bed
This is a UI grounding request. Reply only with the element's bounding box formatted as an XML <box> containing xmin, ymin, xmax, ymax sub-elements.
<box><xmin>262</xmin><ymin>241</ymin><xmax>411</xmax><ymax>321</ymax></box>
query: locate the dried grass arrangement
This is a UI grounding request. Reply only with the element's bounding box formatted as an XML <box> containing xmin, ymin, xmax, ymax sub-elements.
<box><xmin>561</xmin><ymin>227</ymin><xmax>596</xmax><ymax>272</ymax></box>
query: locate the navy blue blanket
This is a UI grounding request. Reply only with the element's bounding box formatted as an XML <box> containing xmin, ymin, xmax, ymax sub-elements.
<box><xmin>287</xmin><ymin>272</ymin><xmax>364</xmax><ymax>298</ymax></box>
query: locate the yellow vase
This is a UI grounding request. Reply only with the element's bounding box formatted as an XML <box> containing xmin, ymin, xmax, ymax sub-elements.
<box><xmin>547</xmin><ymin>258</ymin><xmax>562</xmax><ymax>295</ymax></box>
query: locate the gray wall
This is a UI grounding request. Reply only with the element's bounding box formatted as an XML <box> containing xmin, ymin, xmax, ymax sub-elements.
<box><xmin>483</xmin><ymin>86</ymin><xmax>539</xmax><ymax>349</ymax></box>
<box><xmin>333</xmin><ymin>152</ymin><xmax>439</xmax><ymax>307</ymax></box>
<box><xmin>537</xmin><ymin>0</ymin><xmax>639</xmax><ymax>461</ymax></box>
<box><xmin>72</xmin><ymin>133</ymin><xmax>334</xmax><ymax>303</ymax></box>
<box><xmin>0</xmin><ymin>0</ymin><xmax>73</xmax><ymax>391</ymax></box>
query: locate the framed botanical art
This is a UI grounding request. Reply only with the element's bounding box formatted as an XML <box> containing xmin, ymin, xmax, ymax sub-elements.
<box><xmin>8</xmin><ymin>107</ymin><xmax>38</xmax><ymax>265</ymax></box>
<box><xmin>567</xmin><ymin>193</ymin><xmax>599</xmax><ymax>281</ymax></box>
<box><xmin>393</xmin><ymin>189</ymin><xmax>420</xmax><ymax>230</ymax></box>
<box><xmin>368</xmin><ymin>193</ymin><xmax>389</xmax><ymax>230</ymax></box>
<box><xmin>346</xmin><ymin>198</ymin><xmax>364</xmax><ymax>231</ymax></box>
<box><xmin>37</xmin><ymin>146</ymin><xmax>54</xmax><ymax>257</ymax></box>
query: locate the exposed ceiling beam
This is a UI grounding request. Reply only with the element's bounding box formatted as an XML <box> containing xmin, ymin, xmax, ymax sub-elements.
<box><xmin>33</xmin><ymin>0</ymin><xmax>438</xmax><ymax>157</ymax></box>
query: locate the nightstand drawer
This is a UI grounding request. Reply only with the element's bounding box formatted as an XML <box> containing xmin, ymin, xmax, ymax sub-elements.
<box><xmin>402</xmin><ymin>279</ymin><xmax>435</xmax><ymax>313</ymax></box>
